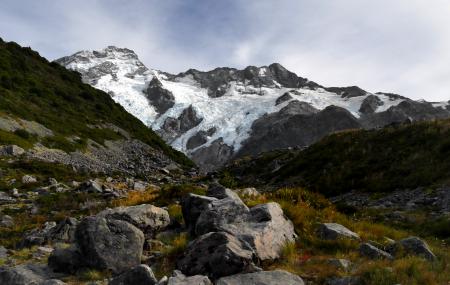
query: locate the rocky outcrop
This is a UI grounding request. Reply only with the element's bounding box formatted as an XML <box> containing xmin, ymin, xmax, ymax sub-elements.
<box><xmin>177</xmin><ymin>231</ymin><xmax>256</xmax><ymax>279</ymax></box>
<box><xmin>48</xmin><ymin>246</ymin><xmax>83</xmax><ymax>274</ymax></box>
<box><xmin>186</xmin><ymin>128</ymin><xmax>216</xmax><ymax>150</ymax></box>
<box><xmin>145</xmin><ymin>77</ymin><xmax>175</xmax><ymax>115</ymax></box>
<box><xmin>216</xmin><ymin>270</ymin><xmax>305</xmax><ymax>285</ymax></box>
<box><xmin>160</xmin><ymin>105</ymin><xmax>203</xmax><ymax>142</ymax></box>
<box><xmin>359</xmin><ymin>95</ymin><xmax>383</xmax><ymax>114</ymax></box>
<box><xmin>317</xmin><ymin>223</ymin><xmax>360</xmax><ymax>240</ymax></box>
<box><xmin>21</xmin><ymin>218</ymin><xmax>78</xmax><ymax>248</ymax></box>
<box><xmin>275</xmin><ymin>92</ymin><xmax>293</xmax><ymax>105</ymax></box>
<box><xmin>181</xmin><ymin>194</ymin><xmax>218</xmax><ymax>234</ymax></box>
<box><xmin>109</xmin><ymin>264</ymin><xmax>157</xmax><ymax>285</ymax></box>
<box><xmin>237</xmin><ymin>105</ymin><xmax>360</xmax><ymax>157</ymax></box>
<box><xmin>191</xmin><ymin>138</ymin><xmax>234</xmax><ymax>172</ymax></box>
<box><xmin>74</xmin><ymin>216</ymin><xmax>145</xmax><ymax>274</ymax></box>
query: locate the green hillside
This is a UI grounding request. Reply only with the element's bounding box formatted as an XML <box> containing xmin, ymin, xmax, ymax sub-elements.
<box><xmin>224</xmin><ymin>119</ymin><xmax>450</xmax><ymax>196</ymax></box>
<box><xmin>0</xmin><ymin>38</ymin><xmax>192</xmax><ymax>167</ymax></box>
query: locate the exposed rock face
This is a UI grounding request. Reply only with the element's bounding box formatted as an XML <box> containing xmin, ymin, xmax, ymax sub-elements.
<box><xmin>0</xmin><ymin>145</ymin><xmax>25</xmax><ymax>156</ymax></box>
<box><xmin>317</xmin><ymin>223</ymin><xmax>360</xmax><ymax>240</ymax></box>
<box><xmin>359</xmin><ymin>95</ymin><xmax>383</xmax><ymax>114</ymax></box>
<box><xmin>160</xmin><ymin>105</ymin><xmax>203</xmax><ymax>142</ymax></box>
<box><xmin>275</xmin><ymin>92</ymin><xmax>293</xmax><ymax>105</ymax></box>
<box><xmin>145</xmin><ymin>77</ymin><xmax>175</xmax><ymax>115</ymax></box>
<box><xmin>109</xmin><ymin>265</ymin><xmax>157</xmax><ymax>285</ymax></box>
<box><xmin>186</xmin><ymin>128</ymin><xmax>216</xmax><ymax>150</ymax></box>
<box><xmin>74</xmin><ymin>216</ymin><xmax>145</xmax><ymax>274</ymax></box>
<box><xmin>177</xmin><ymin>231</ymin><xmax>256</xmax><ymax>279</ymax></box>
<box><xmin>97</xmin><ymin>204</ymin><xmax>170</xmax><ymax>237</ymax></box>
<box><xmin>216</xmin><ymin>270</ymin><xmax>305</xmax><ymax>285</ymax></box>
<box><xmin>388</xmin><ymin>236</ymin><xmax>436</xmax><ymax>261</ymax></box>
<box><xmin>191</xmin><ymin>138</ymin><xmax>234</xmax><ymax>172</ymax></box>
<box><xmin>237</xmin><ymin>105</ymin><xmax>360</xmax><ymax>157</ymax></box>
<box><xmin>359</xmin><ymin>243</ymin><xmax>393</xmax><ymax>260</ymax></box>
<box><xmin>325</xmin><ymin>86</ymin><xmax>367</xmax><ymax>98</ymax></box>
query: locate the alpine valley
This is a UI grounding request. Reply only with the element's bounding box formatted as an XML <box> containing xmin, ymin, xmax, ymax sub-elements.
<box><xmin>0</xmin><ymin>38</ymin><xmax>449</xmax><ymax>285</ymax></box>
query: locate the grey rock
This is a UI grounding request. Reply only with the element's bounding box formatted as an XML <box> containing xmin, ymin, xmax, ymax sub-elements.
<box><xmin>181</xmin><ymin>194</ymin><xmax>218</xmax><ymax>234</ymax></box>
<box><xmin>389</xmin><ymin>236</ymin><xmax>436</xmax><ymax>261</ymax></box>
<box><xmin>216</xmin><ymin>270</ymin><xmax>304</xmax><ymax>285</ymax></box>
<box><xmin>325</xmin><ymin>86</ymin><xmax>367</xmax><ymax>98</ymax></box>
<box><xmin>167</xmin><ymin>270</ymin><xmax>212</xmax><ymax>285</ymax></box>
<box><xmin>109</xmin><ymin>264</ymin><xmax>157</xmax><ymax>285</ymax></box>
<box><xmin>191</xmin><ymin>138</ymin><xmax>234</xmax><ymax>173</ymax></box>
<box><xmin>22</xmin><ymin>175</ymin><xmax>37</xmax><ymax>184</ymax></box>
<box><xmin>186</xmin><ymin>128</ymin><xmax>216</xmax><ymax>150</ymax></box>
<box><xmin>0</xmin><ymin>145</ymin><xmax>25</xmax><ymax>156</ymax></box>
<box><xmin>98</xmin><ymin>204</ymin><xmax>170</xmax><ymax>236</ymax></box>
<box><xmin>177</xmin><ymin>232</ymin><xmax>256</xmax><ymax>279</ymax></box>
<box><xmin>0</xmin><ymin>246</ymin><xmax>8</xmax><ymax>259</ymax></box>
<box><xmin>0</xmin><ymin>191</ymin><xmax>16</xmax><ymax>205</ymax></box>
<box><xmin>79</xmin><ymin>180</ymin><xmax>103</xmax><ymax>193</ymax></box>
<box><xmin>275</xmin><ymin>92</ymin><xmax>293</xmax><ymax>105</ymax></box>
<box><xmin>317</xmin><ymin>223</ymin><xmax>360</xmax><ymax>240</ymax></box>
<box><xmin>48</xmin><ymin>246</ymin><xmax>83</xmax><ymax>274</ymax></box>
<box><xmin>75</xmin><ymin>216</ymin><xmax>145</xmax><ymax>274</ymax></box>
<box><xmin>359</xmin><ymin>95</ymin><xmax>383</xmax><ymax>114</ymax></box>
<box><xmin>21</xmin><ymin>222</ymin><xmax>57</xmax><ymax>248</ymax></box>
<box><xmin>1</xmin><ymin>215</ymin><xmax>14</xmax><ymax>227</ymax></box>
<box><xmin>0</xmin><ymin>264</ymin><xmax>57</xmax><ymax>285</ymax></box>
<box><xmin>41</xmin><ymin>280</ymin><xmax>67</xmax><ymax>285</ymax></box>
<box><xmin>359</xmin><ymin>243</ymin><xmax>393</xmax><ymax>260</ymax></box>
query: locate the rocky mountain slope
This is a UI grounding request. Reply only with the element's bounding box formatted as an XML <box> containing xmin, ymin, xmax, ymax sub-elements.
<box><xmin>0</xmin><ymin>38</ymin><xmax>193</xmax><ymax>177</ymax></box>
<box><xmin>57</xmin><ymin>47</ymin><xmax>450</xmax><ymax>171</ymax></box>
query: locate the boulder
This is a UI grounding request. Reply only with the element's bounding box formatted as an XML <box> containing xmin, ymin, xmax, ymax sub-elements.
<box><xmin>317</xmin><ymin>223</ymin><xmax>360</xmax><ymax>240</ymax></box>
<box><xmin>216</xmin><ymin>270</ymin><xmax>304</xmax><ymax>285</ymax></box>
<box><xmin>48</xmin><ymin>246</ymin><xmax>83</xmax><ymax>274</ymax></box>
<box><xmin>20</xmin><ymin>222</ymin><xmax>57</xmax><ymax>248</ymax></box>
<box><xmin>0</xmin><ymin>145</ymin><xmax>25</xmax><ymax>156</ymax></box>
<box><xmin>109</xmin><ymin>264</ymin><xmax>157</xmax><ymax>285</ymax></box>
<box><xmin>327</xmin><ymin>259</ymin><xmax>352</xmax><ymax>271</ymax></box>
<box><xmin>388</xmin><ymin>236</ymin><xmax>436</xmax><ymax>261</ymax></box>
<box><xmin>22</xmin><ymin>175</ymin><xmax>37</xmax><ymax>184</ymax></box>
<box><xmin>75</xmin><ymin>216</ymin><xmax>145</xmax><ymax>274</ymax></box>
<box><xmin>0</xmin><ymin>264</ymin><xmax>57</xmax><ymax>285</ymax></box>
<box><xmin>0</xmin><ymin>191</ymin><xmax>16</xmax><ymax>205</ymax></box>
<box><xmin>98</xmin><ymin>204</ymin><xmax>170</xmax><ymax>236</ymax></box>
<box><xmin>167</xmin><ymin>270</ymin><xmax>212</xmax><ymax>285</ymax></box>
<box><xmin>177</xmin><ymin>232</ymin><xmax>256</xmax><ymax>279</ymax></box>
<box><xmin>78</xmin><ymin>180</ymin><xmax>103</xmax><ymax>193</ymax></box>
<box><xmin>326</xmin><ymin>276</ymin><xmax>361</xmax><ymax>285</ymax></box>
<box><xmin>0</xmin><ymin>246</ymin><xmax>8</xmax><ymax>259</ymax></box>
<box><xmin>1</xmin><ymin>215</ymin><xmax>14</xmax><ymax>227</ymax></box>
<box><xmin>359</xmin><ymin>243</ymin><xmax>393</xmax><ymax>260</ymax></box>
<box><xmin>181</xmin><ymin>194</ymin><xmax>218</xmax><ymax>234</ymax></box>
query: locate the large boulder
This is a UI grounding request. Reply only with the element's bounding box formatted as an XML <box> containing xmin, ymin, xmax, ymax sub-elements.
<box><xmin>167</xmin><ymin>270</ymin><xmax>212</xmax><ymax>285</ymax></box>
<box><xmin>109</xmin><ymin>264</ymin><xmax>157</xmax><ymax>285</ymax></box>
<box><xmin>177</xmin><ymin>232</ymin><xmax>256</xmax><ymax>279</ymax></box>
<box><xmin>181</xmin><ymin>194</ymin><xmax>218</xmax><ymax>234</ymax></box>
<box><xmin>191</xmin><ymin>185</ymin><xmax>297</xmax><ymax>260</ymax></box>
<box><xmin>75</xmin><ymin>216</ymin><xmax>145</xmax><ymax>274</ymax></box>
<box><xmin>98</xmin><ymin>204</ymin><xmax>170</xmax><ymax>236</ymax></box>
<box><xmin>21</xmin><ymin>218</ymin><xmax>78</xmax><ymax>248</ymax></box>
<box><xmin>216</xmin><ymin>270</ymin><xmax>304</xmax><ymax>285</ymax></box>
<box><xmin>388</xmin><ymin>236</ymin><xmax>436</xmax><ymax>261</ymax></box>
<box><xmin>317</xmin><ymin>223</ymin><xmax>360</xmax><ymax>240</ymax></box>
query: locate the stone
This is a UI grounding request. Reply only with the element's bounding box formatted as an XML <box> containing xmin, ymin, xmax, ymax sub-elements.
<box><xmin>41</xmin><ymin>280</ymin><xmax>67</xmax><ymax>285</ymax></box>
<box><xmin>0</xmin><ymin>246</ymin><xmax>8</xmax><ymax>259</ymax></box>
<box><xmin>177</xmin><ymin>232</ymin><xmax>256</xmax><ymax>279</ymax></box>
<box><xmin>0</xmin><ymin>191</ymin><xmax>16</xmax><ymax>204</ymax></box>
<box><xmin>1</xmin><ymin>145</ymin><xmax>25</xmax><ymax>156</ymax></box>
<box><xmin>109</xmin><ymin>264</ymin><xmax>157</xmax><ymax>285</ymax></box>
<box><xmin>75</xmin><ymin>216</ymin><xmax>145</xmax><ymax>274</ymax></box>
<box><xmin>48</xmin><ymin>246</ymin><xmax>83</xmax><ymax>274</ymax></box>
<box><xmin>236</xmin><ymin>187</ymin><xmax>261</xmax><ymax>197</ymax></box>
<box><xmin>78</xmin><ymin>180</ymin><xmax>103</xmax><ymax>193</ymax></box>
<box><xmin>326</xmin><ymin>276</ymin><xmax>361</xmax><ymax>285</ymax></box>
<box><xmin>21</xmin><ymin>175</ymin><xmax>37</xmax><ymax>184</ymax></box>
<box><xmin>46</xmin><ymin>218</ymin><xmax>78</xmax><ymax>244</ymax></box>
<box><xmin>389</xmin><ymin>236</ymin><xmax>436</xmax><ymax>261</ymax></box>
<box><xmin>167</xmin><ymin>270</ymin><xmax>212</xmax><ymax>285</ymax></box>
<box><xmin>0</xmin><ymin>264</ymin><xmax>56</xmax><ymax>285</ymax></box>
<box><xmin>327</xmin><ymin>259</ymin><xmax>352</xmax><ymax>271</ymax></box>
<box><xmin>216</xmin><ymin>270</ymin><xmax>304</xmax><ymax>285</ymax></box>
<box><xmin>317</xmin><ymin>223</ymin><xmax>360</xmax><ymax>240</ymax></box>
<box><xmin>97</xmin><ymin>204</ymin><xmax>170</xmax><ymax>236</ymax></box>
<box><xmin>359</xmin><ymin>243</ymin><xmax>393</xmax><ymax>260</ymax></box>
<box><xmin>1</xmin><ymin>215</ymin><xmax>14</xmax><ymax>227</ymax></box>
<box><xmin>133</xmin><ymin>181</ymin><xmax>147</xmax><ymax>191</ymax></box>
<box><xmin>20</xmin><ymin>222</ymin><xmax>57</xmax><ymax>248</ymax></box>
<box><xmin>181</xmin><ymin>193</ymin><xmax>218</xmax><ymax>234</ymax></box>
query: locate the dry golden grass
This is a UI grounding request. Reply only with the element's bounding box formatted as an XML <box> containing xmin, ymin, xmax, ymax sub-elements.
<box><xmin>110</xmin><ymin>189</ymin><xmax>158</xmax><ymax>207</ymax></box>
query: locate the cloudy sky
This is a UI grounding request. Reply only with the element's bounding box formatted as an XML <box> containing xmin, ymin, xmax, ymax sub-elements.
<box><xmin>0</xmin><ymin>0</ymin><xmax>449</xmax><ymax>101</ymax></box>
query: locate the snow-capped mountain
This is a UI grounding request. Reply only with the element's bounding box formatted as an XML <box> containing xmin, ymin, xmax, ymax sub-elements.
<box><xmin>56</xmin><ymin>46</ymin><xmax>450</xmax><ymax>171</ymax></box>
